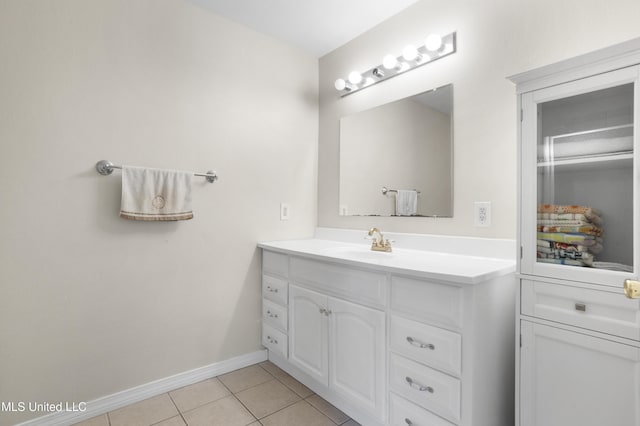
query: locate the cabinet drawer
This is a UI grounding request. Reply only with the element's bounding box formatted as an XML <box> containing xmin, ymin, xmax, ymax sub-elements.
<box><xmin>391</xmin><ymin>276</ymin><xmax>463</xmax><ymax>330</ymax></box>
<box><xmin>389</xmin><ymin>353</ymin><xmax>461</xmax><ymax>423</ymax></box>
<box><xmin>262</xmin><ymin>274</ymin><xmax>288</xmax><ymax>306</ymax></box>
<box><xmin>389</xmin><ymin>392</ymin><xmax>456</xmax><ymax>426</ymax></box>
<box><xmin>290</xmin><ymin>257</ymin><xmax>386</xmax><ymax>308</ymax></box>
<box><xmin>521</xmin><ymin>279</ymin><xmax>640</xmax><ymax>340</ymax></box>
<box><xmin>390</xmin><ymin>315</ymin><xmax>461</xmax><ymax>376</ymax></box>
<box><xmin>263</xmin><ymin>298</ymin><xmax>287</xmax><ymax>332</ymax></box>
<box><xmin>263</xmin><ymin>251</ymin><xmax>288</xmax><ymax>278</ymax></box>
<box><xmin>262</xmin><ymin>323</ymin><xmax>287</xmax><ymax>358</ymax></box>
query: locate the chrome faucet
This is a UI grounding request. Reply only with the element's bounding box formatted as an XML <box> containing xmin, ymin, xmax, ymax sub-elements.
<box><xmin>367</xmin><ymin>227</ymin><xmax>392</xmax><ymax>252</ymax></box>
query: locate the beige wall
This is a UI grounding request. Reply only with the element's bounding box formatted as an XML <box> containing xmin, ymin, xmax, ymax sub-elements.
<box><xmin>0</xmin><ymin>0</ymin><xmax>317</xmax><ymax>423</ymax></box>
<box><xmin>318</xmin><ymin>0</ymin><xmax>640</xmax><ymax>238</ymax></box>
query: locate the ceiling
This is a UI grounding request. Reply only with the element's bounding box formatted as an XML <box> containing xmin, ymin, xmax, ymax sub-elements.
<box><xmin>189</xmin><ymin>0</ymin><xmax>422</xmax><ymax>57</ymax></box>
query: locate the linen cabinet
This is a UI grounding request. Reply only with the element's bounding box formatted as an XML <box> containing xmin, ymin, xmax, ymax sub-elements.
<box><xmin>509</xmin><ymin>38</ymin><xmax>640</xmax><ymax>426</ymax></box>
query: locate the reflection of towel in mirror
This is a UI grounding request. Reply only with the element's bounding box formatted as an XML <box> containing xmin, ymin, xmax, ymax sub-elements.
<box><xmin>396</xmin><ymin>190</ymin><xmax>418</xmax><ymax>216</ymax></box>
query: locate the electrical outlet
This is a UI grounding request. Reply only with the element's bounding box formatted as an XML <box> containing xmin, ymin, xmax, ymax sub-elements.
<box><xmin>474</xmin><ymin>201</ymin><xmax>491</xmax><ymax>227</ymax></box>
<box><xmin>280</xmin><ymin>203</ymin><xmax>290</xmax><ymax>221</ymax></box>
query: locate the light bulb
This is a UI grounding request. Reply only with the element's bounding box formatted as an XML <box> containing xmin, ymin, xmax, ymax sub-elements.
<box><xmin>402</xmin><ymin>45</ymin><xmax>420</xmax><ymax>61</ymax></box>
<box><xmin>425</xmin><ymin>34</ymin><xmax>443</xmax><ymax>52</ymax></box>
<box><xmin>348</xmin><ymin>71</ymin><xmax>363</xmax><ymax>85</ymax></box>
<box><xmin>334</xmin><ymin>78</ymin><xmax>347</xmax><ymax>91</ymax></box>
<box><xmin>383</xmin><ymin>54</ymin><xmax>399</xmax><ymax>70</ymax></box>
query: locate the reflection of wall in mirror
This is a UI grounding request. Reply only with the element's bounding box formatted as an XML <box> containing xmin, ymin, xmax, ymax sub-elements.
<box><xmin>340</xmin><ymin>95</ymin><xmax>451</xmax><ymax>216</ymax></box>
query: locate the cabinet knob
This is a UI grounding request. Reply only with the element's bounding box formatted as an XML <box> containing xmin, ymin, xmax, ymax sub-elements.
<box><xmin>405</xmin><ymin>419</ymin><xmax>413</xmax><ymax>425</ymax></box>
<box><xmin>624</xmin><ymin>279</ymin><xmax>640</xmax><ymax>299</ymax></box>
<box><xmin>406</xmin><ymin>336</ymin><xmax>435</xmax><ymax>350</ymax></box>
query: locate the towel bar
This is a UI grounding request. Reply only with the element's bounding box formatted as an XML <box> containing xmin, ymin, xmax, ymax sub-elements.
<box><xmin>95</xmin><ymin>160</ymin><xmax>218</xmax><ymax>183</ymax></box>
<box><xmin>382</xmin><ymin>186</ymin><xmax>420</xmax><ymax>195</ymax></box>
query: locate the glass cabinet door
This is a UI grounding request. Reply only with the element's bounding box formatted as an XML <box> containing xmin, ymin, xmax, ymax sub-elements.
<box><xmin>520</xmin><ymin>66</ymin><xmax>640</xmax><ymax>287</ymax></box>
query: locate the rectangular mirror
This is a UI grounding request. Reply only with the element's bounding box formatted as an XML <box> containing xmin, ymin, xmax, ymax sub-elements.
<box><xmin>339</xmin><ymin>84</ymin><xmax>453</xmax><ymax>217</ymax></box>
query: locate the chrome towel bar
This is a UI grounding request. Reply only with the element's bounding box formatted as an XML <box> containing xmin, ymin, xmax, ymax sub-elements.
<box><xmin>382</xmin><ymin>186</ymin><xmax>420</xmax><ymax>195</ymax></box>
<box><xmin>95</xmin><ymin>160</ymin><xmax>218</xmax><ymax>183</ymax></box>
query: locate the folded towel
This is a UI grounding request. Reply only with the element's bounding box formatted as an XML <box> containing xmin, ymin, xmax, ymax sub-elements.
<box><xmin>538</xmin><ymin>258</ymin><xmax>590</xmax><ymax>267</ymax></box>
<box><xmin>120</xmin><ymin>166</ymin><xmax>193</xmax><ymax>221</ymax></box>
<box><xmin>537</xmin><ymin>212</ymin><xmax>603</xmax><ymax>226</ymax></box>
<box><xmin>537</xmin><ymin>239</ymin><xmax>603</xmax><ymax>254</ymax></box>
<box><xmin>396</xmin><ymin>190</ymin><xmax>418</xmax><ymax>216</ymax></box>
<box><xmin>538</xmin><ymin>204</ymin><xmax>602</xmax><ymax>225</ymax></box>
<box><xmin>537</xmin><ymin>219</ymin><xmax>592</xmax><ymax>227</ymax></box>
<box><xmin>537</xmin><ymin>232</ymin><xmax>600</xmax><ymax>246</ymax></box>
<box><xmin>536</xmin><ymin>224</ymin><xmax>603</xmax><ymax>236</ymax></box>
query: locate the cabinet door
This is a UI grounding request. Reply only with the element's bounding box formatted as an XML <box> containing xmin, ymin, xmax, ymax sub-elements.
<box><xmin>289</xmin><ymin>285</ymin><xmax>328</xmax><ymax>385</ymax></box>
<box><xmin>328</xmin><ymin>297</ymin><xmax>386</xmax><ymax>419</ymax></box>
<box><xmin>520</xmin><ymin>65</ymin><xmax>640</xmax><ymax>288</ymax></box>
<box><xmin>520</xmin><ymin>321</ymin><xmax>640</xmax><ymax>426</ymax></box>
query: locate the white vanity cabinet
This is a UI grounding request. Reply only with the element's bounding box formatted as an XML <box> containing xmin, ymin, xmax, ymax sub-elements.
<box><xmin>260</xmin><ymin>235</ymin><xmax>516</xmax><ymax>426</ymax></box>
<box><xmin>288</xmin><ymin>259</ymin><xmax>387</xmax><ymax>420</ymax></box>
<box><xmin>261</xmin><ymin>251</ymin><xmax>289</xmax><ymax>359</ymax></box>
<box><xmin>509</xmin><ymin>38</ymin><xmax>640</xmax><ymax>426</ymax></box>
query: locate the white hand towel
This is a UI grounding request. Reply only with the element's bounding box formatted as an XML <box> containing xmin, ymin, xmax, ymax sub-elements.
<box><xmin>396</xmin><ymin>190</ymin><xmax>418</xmax><ymax>216</ymax></box>
<box><xmin>120</xmin><ymin>166</ymin><xmax>193</xmax><ymax>221</ymax></box>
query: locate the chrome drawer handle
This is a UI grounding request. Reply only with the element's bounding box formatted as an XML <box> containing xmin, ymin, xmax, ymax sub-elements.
<box><xmin>406</xmin><ymin>336</ymin><xmax>435</xmax><ymax>350</ymax></box>
<box><xmin>406</xmin><ymin>376</ymin><xmax>434</xmax><ymax>393</ymax></box>
<box><xmin>266</xmin><ymin>335</ymin><xmax>278</xmax><ymax>345</ymax></box>
<box><xmin>266</xmin><ymin>310</ymin><xmax>279</xmax><ymax>318</ymax></box>
<box><xmin>319</xmin><ymin>308</ymin><xmax>331</xmax><ymax>316</ymax></box>
<box><xmin>266</xmin><ymin>286</ymin><xmax>278</xmax><ymax>293</ymax></box>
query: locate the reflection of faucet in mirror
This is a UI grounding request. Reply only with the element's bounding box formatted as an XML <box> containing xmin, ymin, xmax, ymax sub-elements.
<box><xmin>366</xmin><ymin>227</ymin><xmax>393</xmax><ymax>252</ymax></box>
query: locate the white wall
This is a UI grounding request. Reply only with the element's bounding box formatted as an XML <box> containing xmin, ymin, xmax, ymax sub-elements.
<box><xmin>0</xmin><ymin>0</ymin><xmax>317</xmax><ymax>424</ymax></box>
<box><xmin>318</xmin><ymin>0</ymin><xmax>640</xmax><ymax>238</ymax></box>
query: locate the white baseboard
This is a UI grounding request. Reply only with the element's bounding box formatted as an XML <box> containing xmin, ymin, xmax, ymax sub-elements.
<box><xmin>15</xmin><ymin>349</ymin><xmax>267</xmax><ymax>426</ymax></box>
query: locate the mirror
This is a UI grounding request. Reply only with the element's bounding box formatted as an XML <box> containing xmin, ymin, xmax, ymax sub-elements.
<box><xmin>339</xmin><ymin>84</ymin><xmax>453</xmax><ymax>217</ymax></box>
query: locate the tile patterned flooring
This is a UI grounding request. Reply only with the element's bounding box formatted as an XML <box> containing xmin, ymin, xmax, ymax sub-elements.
<box><xmin>73</xmin><ymin>361</ymin><xmax>361</xmax><ymax>426</ymax></box>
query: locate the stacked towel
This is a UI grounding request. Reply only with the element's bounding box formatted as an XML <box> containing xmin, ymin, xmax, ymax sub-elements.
<box><xmin>536</xmin><ymin>204</ymin><xmax>603</xmax><ymax>267</ymax></box>
<box><xmin>120</xmin><ymin>166</ymin><xmax>193</xmax><ymax>221</ymax></box>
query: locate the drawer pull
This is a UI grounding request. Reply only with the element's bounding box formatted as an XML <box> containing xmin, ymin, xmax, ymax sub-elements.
<box><xmin>319</xmin><ymin>308</ymin><xmax>331</xmax><ymax>316</ymax></box>
<box><xmin>266</xmin><ymin>335</ymin><xmax>278</xmax><ymax>345</ymax></box>
<box><xmin>266</xmin><ymin>286</ymin><xmax>279</xmax><ymax>293</ymax></box>
<box><xmin>266</xmin><ymin>310</ymin><xmax>279</xmax><ymax>318</ymax></box>
<box><xmin>405</xmin><ymin>419</ymin><xmax>413</xmax><ymax>425</ymax></box>
<box><xmin>406</xmin><ymin>336</ymin><xmax>435</xmax><ymax>350</ymax></box>
<box><xmin>575</xmin><ymin>303</ymin><xmax>586</xmax><ymax>312</ymax></box>
<box><xmin>624</xmin><ymin>279</ymin><xmax>640</xmax><ymax>299</ymax></box>
<box><xmin>405</xmin><ymin>376</ymin><xmax>434</xmax><ymax>393</ymax></box>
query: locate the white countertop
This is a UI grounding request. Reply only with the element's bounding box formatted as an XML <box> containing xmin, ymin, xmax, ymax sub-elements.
<box><xmin>258</xmin><ymin>236</ymin><xmax>516</xmax><ymax>285</ymax></box>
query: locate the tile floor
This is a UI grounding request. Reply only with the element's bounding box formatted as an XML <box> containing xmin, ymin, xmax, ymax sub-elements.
<box><xmin>73</xmin><ymin>361</ymin><xmax>361</xmax><ymax>426</ymax></box>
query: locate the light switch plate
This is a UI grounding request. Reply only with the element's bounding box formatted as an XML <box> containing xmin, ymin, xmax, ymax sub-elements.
<box><xmin>280</xmin><ymin>203</ymin><xmax>291</xmax><ymax>221</ymax></box>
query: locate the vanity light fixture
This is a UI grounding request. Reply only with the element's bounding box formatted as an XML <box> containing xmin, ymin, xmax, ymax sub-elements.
<box><xmin>334</xmin><ymin>31</ymin><xmax>456</xmax><ymax>97</ymax></box>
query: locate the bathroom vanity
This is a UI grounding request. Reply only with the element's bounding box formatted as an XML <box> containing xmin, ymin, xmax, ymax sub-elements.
<box><xmin>259</xmin><ymin>228</ymin><xmax>516</xmax><ymax>426</ymax></box>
